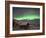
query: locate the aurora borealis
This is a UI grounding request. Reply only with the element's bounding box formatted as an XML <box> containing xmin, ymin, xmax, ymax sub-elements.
<box><xmin>13</xmin><ymin>7</ymin><xmax>40</xmax><ymax>20</ymax></box>
<box><xmin>13</xmin><ymin>7</ymin><xmax>40</xmax><ymax>30</ymax></box>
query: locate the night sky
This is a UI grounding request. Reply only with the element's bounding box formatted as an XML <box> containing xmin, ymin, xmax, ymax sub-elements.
<box><xmin>13</xmin><ymin>7</ymin><xmax>40</xmax><ymax>20</ymax></box>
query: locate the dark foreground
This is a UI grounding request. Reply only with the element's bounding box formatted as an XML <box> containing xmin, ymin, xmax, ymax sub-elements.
<box><xmin>13</xmin><ymin>19</ymin><xmax>40</xmax><ymax>31</ymax></box>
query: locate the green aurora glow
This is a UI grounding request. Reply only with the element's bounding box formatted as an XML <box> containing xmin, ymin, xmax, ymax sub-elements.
<box><xmin>14</xmin><ymin>14</ymin><xmax>40</xmax><ymax>20</ymax></box>
<box><xmin>13</xmin><ymin>7</ymin><xmax>40</xmax><ymax>20</ymax></box>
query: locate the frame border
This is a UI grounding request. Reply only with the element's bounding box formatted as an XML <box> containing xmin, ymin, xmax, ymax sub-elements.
<box><xmin>5</xmin><ymin>1</ymin><xmax>45</xmax><ymax>37</ymax></box>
